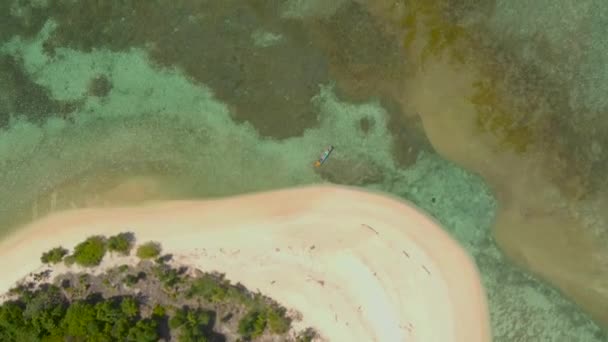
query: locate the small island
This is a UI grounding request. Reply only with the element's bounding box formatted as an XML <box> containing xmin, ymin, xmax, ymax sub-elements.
<box><xmin>0</xmin><ymin>186</ymin><xmax>491</xmax><ymax>341</ymax></box>
<box><xmin>1</xmin><ymin>233</ymin><xmax>316</xmax><ymax>341</ymax></box>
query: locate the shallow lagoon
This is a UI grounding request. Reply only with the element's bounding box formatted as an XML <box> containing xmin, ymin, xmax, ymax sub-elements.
<box><xmin>1</xmin><ymin>1</ymin><xmax>607</xmax><ymax>340</ymax></box>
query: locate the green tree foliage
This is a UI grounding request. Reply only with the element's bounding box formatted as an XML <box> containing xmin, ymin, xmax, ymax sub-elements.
<box><xmin>136</xmin><ymin>242</ymin><xmax>162</xmax><ymax>260</ymax></box>
<box><xmin>107</xmin><ymin>232</ymin><xmax>134</xmax><ymax>256</ymax></box>
<box><xmin>186</xmin><ymin>275</ymin><xmax>228</xmax><ymax>302</ymax></box>
<box><xmin>151</xmin><ymin>304</ymin><xmax>166</xmax><ymax>318</ymax></box>
<box><xmin>124</xmin><ymin>274</ymin><xmax>139</xmax><ymax>287</ymax></box>
<box><xmin>152</xmin><ymin>264</ymin><xmax>181</xmax><ymax>289</ymax></box>
<box><xmin>0</xmin><ymin>301</ymin><xmax>38</xmax><ymax>341</ymax></box>
<box><xmin>235</xmin><ymin>306</ymin><xmax>291</xmax><ymax>339</ymax></box>
<box><xmin>237</xmin><ymin>310</ymin><xmax>267</xmax><ymax>340</ymax></box>
<box><xmin>170</xmin><ymin>307</ymin><xmax>214</xmax><ymax>342</ymax></box>
<box><xmin>120</xmin><ymin>297</ymin><xmax>139</xmax><ymax>319</ymax></box>
<box><xmin>40</xmin><ymin>247</ymin><xmax>69</xmax><ymax>264</ymax></box>
<box><xmin>186</xmin><ymin>273</ymin><xmax>293</xmax><ymax>338</ymax></box>
<box><xmin>61</xmin><ymin>301</ymin><xmax>98</xmax><ymax>338</ymax></box>
<box><xmin>126</xmin><ymin>318</ymin><xmax>158</xmax><ymax>342</ymax></box>
<box><xmin>72</xmin><ymin>236</ymin><xmax>107</xmax><ymax>267</ymax></box>
<box><xmin>22</xmin><ymin>285</ymin><xmax>66</xmax><ymax>337</ymax></box>
<box><xmin>266</xmin><ymin>306</ymin><xmax>291</xmax><ymax>334</ymax></box>
<box><xmin>0</xmin><ymin>288</ymin><xmax>160</xmax><ymax>342</ymax></box>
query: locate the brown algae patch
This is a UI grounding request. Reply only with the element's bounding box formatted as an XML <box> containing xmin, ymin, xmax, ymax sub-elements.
<box><xmin>384</xmin><ymin>0</ymin><xmax>608</xmax><ymax>328</ymax></box>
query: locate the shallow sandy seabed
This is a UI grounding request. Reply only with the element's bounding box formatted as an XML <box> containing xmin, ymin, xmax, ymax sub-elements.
<box><xmin>0</xmin><ymin>185</ymin><xmax>490</xmax><ymax>342</ymax></box>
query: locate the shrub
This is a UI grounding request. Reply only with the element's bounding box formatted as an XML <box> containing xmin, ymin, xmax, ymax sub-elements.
<box><xmin>126</xmin><ymin>318</ymin><xmax>159</xmax><ymax>341</ymax></box>
<box><xmin>238</xmin><ymin>310</ymin><xmax>267</xmax><ymax>339</ymax></box>
<box><xmin>136</xmin><ymin>242</ymin><xmax>161</xmax><ymax>260</ymax></box>
<box><xmin>170</xmin><ymin>307</ymin><xmax>214</xmax><ymax>341</ymax></box>
<box><xmin>107</xmin><ymin>232</ymin><xmax>134</xmax><ymax>255</ymax></box>
<box><xmin>295</xmin><ymin>328</ymin><xmax>317</xmax><ymax>342</ymax></box>
<box><xmin>120</xmin><ymin>297</ymin><xmax>139</xmax><ymax>319</ymax></box>
<box><xmin>40</xmin><ymin>247</ymin><xmax>68</xmax><ymax>264</ymax></box>
<box><xmin>152</xmin><ymin>265</ymin><xmax>181</xmax><ymax>289</ymax></box>
<box><xmin>72</xmin><ymin>236</ymin><xmax>107</xmax><ymax>267</ymax></box>
<box><xmin>151</xmin><ymin>304</ymin><xmax>165</xmax><ymax>318</ymax></box>
<box><xmin>63</xmin><ymin>255</ymin><xmax>75</xmax><ymax>267</ymax></box>
<box><xmin>124</xmin><ymin>274</ymin><xmax>139</xmax><ymax>287</ymax></box>
<box><xmin>266</xmin><ymin>307</ymin><xmax>291</xmax><ymax>334</ymax></box>
<box><xmin>186</xmin><ymin>275</ymin><xmax>228</xmax><ymax>302</ymax></box>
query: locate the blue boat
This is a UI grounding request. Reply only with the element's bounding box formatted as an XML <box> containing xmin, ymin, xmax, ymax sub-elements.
<box><xmin>313</xmin><ymin>145</ymin><xmax>334</xmax><ymax>167</ymax></box>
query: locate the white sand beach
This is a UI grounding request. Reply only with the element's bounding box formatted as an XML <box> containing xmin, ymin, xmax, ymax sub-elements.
<box><xmin>0</xmin><ymin>185</ymin><xmax>491</xmax><ymax>342</ymax></box>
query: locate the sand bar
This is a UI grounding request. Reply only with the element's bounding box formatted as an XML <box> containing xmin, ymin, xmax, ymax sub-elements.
<box><xmin>0</xmin><ymin>185</ymin><xmax>491</xmax><ymax>342</ymax></box>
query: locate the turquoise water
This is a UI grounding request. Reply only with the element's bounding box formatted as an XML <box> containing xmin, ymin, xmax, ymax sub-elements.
<box><xmin>1</xmin><ymin>1</ymin><xmax>607</xmax><ymax>340</ymax></box>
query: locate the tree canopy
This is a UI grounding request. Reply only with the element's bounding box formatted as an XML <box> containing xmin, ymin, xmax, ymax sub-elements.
<box><xmin>40</xmin><ymin>247</ymin><xmax>68</xmax><ymax>264</ymax></box>
<box><xmin>71</xmin><ymin>236</ymin><xmax>107</xmax><ymax>267</ymax></box>
<box><xmin>136</xmin><ymin>241</ymin><xmax>162</xmax><ymax>260</ymax></box>
<box><xmin>0</xmin><ymin>288</ymin><xmax>160</xmax><ymax>342</ymax></box>
<box><xmin>107</xmin><ymin>232</ymin><xmax>134</xmax><ymax>255</ymax></box>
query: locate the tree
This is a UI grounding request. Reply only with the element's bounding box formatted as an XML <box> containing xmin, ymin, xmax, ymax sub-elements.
<box><xmin>136</xmin><ymin>242</ymin><xmax>161</xmax><ymax>260</ymax></box>
<box><xmin>107</xmin><ymin>232</ymin><xmax>134</xmax><ymax>255</ymax></box>
<box><xmin>126</xmin><ymin>318</ymin><xmax>159</xmax><ymax>342</ymax></box>
<box><xmin>170</xmin><ymin>307</ymin><xmax>213</xmax><ymax>342</ymax></box>
<box><xmin>72</xmin><ymin>236</ymin><xmax>107</xmax><ymax>267</ymax></box>
<box><xmin>23</xmin><ymin>286</ymin><xmax>66</xmax><ymax>337</ymax></box>
<box><xmin>169</xmin><ymin>308</ymin><xmax>186</xmax><ymax>329</ymax></box>
<box><xmin>120</xmin><ymin>297</ymin><xmax>139</xmax><ymax>319</ymax></box>
<box><xmin>61</xmin><ymin>301</ymin><xmax>98</xmax><ymax>338</ymax></box>
<box><xmin>40</xmin><ymin>247</ymin><xmax>69</xmax><ymax>264</ymax></box>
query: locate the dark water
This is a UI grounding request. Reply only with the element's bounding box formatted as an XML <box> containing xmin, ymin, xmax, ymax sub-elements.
<box><xmin>1</xmin><ymin>1</ymin><xmax>607</xmax><ymax>340</ymax></box>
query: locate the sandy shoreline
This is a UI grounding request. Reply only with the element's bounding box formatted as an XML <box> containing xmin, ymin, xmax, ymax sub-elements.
<box><xmin>0</xmin><ymin>185</ymin><xmax>491</xmax><ymax>341</ymax></box>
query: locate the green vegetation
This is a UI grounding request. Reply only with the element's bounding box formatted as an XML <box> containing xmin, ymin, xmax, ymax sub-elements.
<box><xmin>152</xmin><ymin>264</ymin><xmax>182</xmax><ymax>289</ymax></box>
<box><xmin>0</xmin><ymin>287</ymin><xmax>161</xmax><ymax>341</ymax></box>
<box><xmin>63</xmin><ymin>255</ymin><xmax>75</xmax><ymax>266</ymax></box>
<box><xmin>238</xmin><ymin>309</ymin><xmax>267</xmax><ymax>339</ymax></box>
<box><xmin>187</xmin><ymin>273</ymin><xmax>292</xmax><ymax>338</ymax></box>
<box><xmin>107</xmin><ymin>232</ymin><xmax>134</xmax><ymax>255</ymax></box>
<box><xmin>2</xmin><ymin>234</ymin><xmax>314</xmax><ymax>341</ymax></box>
<box><xmin>186</xmin><ymin>274</ymin><xmax>229</xmax><ymax>303</ymax></box>
<box><xmin>136</xmin><ymin>241</ymin><xmax>161</xmax><ymax>260</ymax></box>
<box><xmin>123</xmin><ymin>272</ymin><xmax>146</xmax><ymax>287</ymax></box>
<box><xmin>295</xmin><ymin>328</ymin><xmax>317</xmax><ymax>342</ymax></box>
<box><xmin>266</xmin><ymin>306</ymin><xmax>291</xmax><ymax>334</ymax></box>
<box><xmin>71</xmin><ymin>236</ymin><xmax>107</xmax><ymax>267</ymax></box>
<box><xmin>170</xmin><ymin>307</ymin><xmax>215</xmax><ymax>341</ymax></box>
<box><xmin>237</xmin><ymin>306</ymin><xmax>291</xmax><ymax>339</ymax></box>
<box><xmin>40</xmin><ymin>247</ymin><xmax>68</xmax><ymax>264</ymax></box>
<box><xmin>151</xmin><ymin>304</ymin><xmax>165</xmax><ymax>317</ymax></box>
<box><xmin>124</xmin><ymin>274</ymin><xmax>139</xmax><ymax>287</ymax></box>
